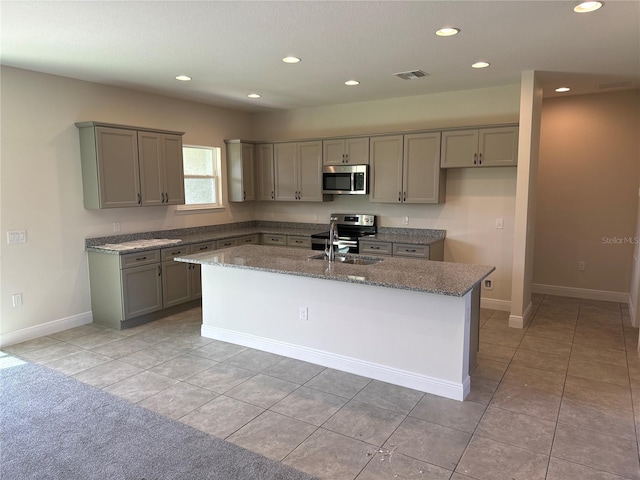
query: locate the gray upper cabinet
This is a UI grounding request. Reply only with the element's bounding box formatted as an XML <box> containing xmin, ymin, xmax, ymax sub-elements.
<box><xmin>138</xmin><ymin>132</ymin><xmax>185</xmax><ymax>206</ymax></box>
<box><xmin>274</xmin><ymin>141</ymin><xmax>323</xmax><ymax>202</ymax></box>
<box><xmin>403</xmin><ymin>132</ymin><xmax>446</xmax><ymax>204</ymax></box>
<box><xmin>226</xmin><ymin>141</ymin><xmax>256</xmax><ymax>202</ymax></box>
<box><xmin>76</xmin><ymin>122</ymin><xmax>185</xmax><ymax>209</ymax></box>
<box><xmin>257</xmin><ymin>143</ymin><xmax>275</xmax><ymax>201</ymax></box>
<box><xmin>441</xmin><ymin>126</ymin><xmax>519</xmax><ymax>168</ymax></box>
<box><xmin>370</xmin><ymin>133</ymin><xmax>444</xmax><ymax>204</ymax></box>
<box><xmin>322</xmin><ymin>137</ymin><xmax>369</xmax><ymax>165</ymax></box>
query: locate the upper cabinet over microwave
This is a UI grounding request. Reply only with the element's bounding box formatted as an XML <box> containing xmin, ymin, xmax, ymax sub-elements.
<box><xmin>76</xmin><ymin>122</ymin><xmax>185</xmax><ymax>209</ymax></box>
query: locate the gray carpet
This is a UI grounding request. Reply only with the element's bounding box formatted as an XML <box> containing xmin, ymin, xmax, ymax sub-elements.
<box><xmin>0</xmin><ymin>361</ymin><xmax>318</xmax><ymax>480</ymax></box>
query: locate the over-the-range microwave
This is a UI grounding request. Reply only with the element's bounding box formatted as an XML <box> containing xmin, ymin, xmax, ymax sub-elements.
<box><xmin>322</xmin><ymin>165</ymin><xmax>368</xmax><ymax>195</ymax></box>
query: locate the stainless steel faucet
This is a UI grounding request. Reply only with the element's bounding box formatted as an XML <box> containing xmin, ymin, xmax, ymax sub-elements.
<box><xmin>326</xmin><ymin>215</ymin><xmax>339</xmax><ymax>261</ymax></box>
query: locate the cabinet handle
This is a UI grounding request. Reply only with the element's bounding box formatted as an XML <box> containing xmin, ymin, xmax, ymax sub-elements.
<box><xmin>371</xmin><ymin>246</ymin><xmax>380</xmax><ymax>250</ymax></box>
<box><xmin>135</xmin><ymin>256</ymin><xmax>147</xmax><ymax>261</ymax></box>
<box><xmin>403</xmin><ymin>192</ymin><xmax>407</xmax><ymax>202</ymax></box>
<box><xmin>406</xmin><ymin>249</ymin><xmax>417</xmax><ymax>253</ymax></box>
<box><xmin>198</xmin><ymin>246</ymin><xmax>208</xmax><ymax>251</ymax></box>
<box><xmin>478</xmin><ymin>153</ymin><xmax>483</xmax><ymax>165</ymax></box>
<box><xmin>158</xmin><ymin>265</ymin><xmax>162</xmax><ymax>276</ymax></box>
<box><xmin>271</xmin><ymin>191</ymin><xmax>274</xmax><ymax>200</ymax></box>
<box><xmin>398</xmin><ymin>191</ymin><xmax>402</xmax><ymax>202</ymax></box>
<box><xmin>137</xmin><ymin>193</ymin><xmax>142</xmax><ymax>205</ymax></box>
<box><xmin>243</xmin><ymin>190</ymin><xmax>246</xmax><ymax>200</ymax></box>
<box><xmin>171</xmin><ymin>250</ymin><xmax>180</xmax><ymax>255</ymax></box>
<box><xmin>473</xmin><ymin>153</ymin><xmax>477</xmax><ymax>165</ymax></box>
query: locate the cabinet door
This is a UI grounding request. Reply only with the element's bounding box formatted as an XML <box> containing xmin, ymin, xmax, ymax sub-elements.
<box><xmin>297</xmin><ymin>141</ymin><xmax>323</xmax><ymax>202</ymax></box>
<box><xmin>479</xmin><ymin>127</ymin><xmax>519</xmax><ymax>167</ymax></box>
<box><xmin>345</xmin><ymin>137</ymin><xmax>369</xmax><ymax>164</ymax></box>
<box><xmin>274</xmin><ymin>143</ymin><xmax>298</xmax><ymax>201</ymax></box>
<box><xmin>95</xmin><ymin>127</ymin><xmax>140</xmax><ymax>208</ymax></box>
<box><xmin>122</xmin><ymin>263</ymin><xmax>163</xmax><ymax>320</ymax></box>
<box><xmin>403</xmin><ymin>132</ymin><xmax>445</xmax><ymax>204</ymax></box>
<box><xmin>440</xmin><ymin>130</ymin><xmax>479</xmax><ymax>168</ymax></box>
<box><xmin>241</xmin><ymin>143</ymin><xmax>256</xmax><ymax>201</ymax></box>
<box><xmin>191</xmin><ymin>264</ymin><xmax>202</xmax><ymax>299</ymax></box>
<box><xmin>138</xmin><ymin>132</ymin><xmax>164</xmax><ymax>206</ymax></box>
<box><xmin>322</xmin><ymin>139</ymin><xmax>346</xmax><ymax>165</ymax></box>
<box><xmin>162</xmin><ymin>134</ymin><xmax>185</xmax><ymax>204</ymax></box>
<box><xmin>257</xmin><ymin>144</ymin><xmax>275</xmax><ymax>201</ymax></box>
<box><xmin>162</xmin><ymin>260</ymin><xmax>191</xmax><ymax>308</ymax></box>
<box><xmin>369</xmin><ymin>135</ymin><xmax>403</xmax><ymax>203</ymax></box>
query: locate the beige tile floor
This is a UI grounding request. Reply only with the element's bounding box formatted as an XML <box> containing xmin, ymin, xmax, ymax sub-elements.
<box><xmin>2</xmin><ymin>294</ymin><xmax>640</xmax><ymax>479</ymax></box>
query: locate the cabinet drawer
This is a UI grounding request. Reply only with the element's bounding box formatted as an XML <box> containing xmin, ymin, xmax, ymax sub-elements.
<box><xmin>216</xmin><ymin>238</ymin><xmax>239</xmax><ymax>249</ymax></box>
<box><xmin>191</xmin><ymin>242</ymin><xmax>215</xmax><ymax>254</ymax></box>
<box><xmin>161</xmin><ymin>245</ymin><xmax>191</xmax><ymax>261</ymax></box>
<box><xmin>393</xmin><ymin>243</ymin><xmax>429</xmax><ymax>259</ymax></box>
<box><xmin>237</xmin><ymin>234</ymin><xmax>260</xmax><ymax>245</ymax></box>
<box><xmin>359</xmin><ymin>241</ymin><xmax>392</xmax><ymax>256</ymax></box>
<box><xmin>262</xmin><ymin>233</ymin><xmax>287</xmax><ymax>246</ymax></box>
<box><xmin>287</xmin><ymin>235</ymin><xmax>311</xmax><ymax>249</ymax></box>
<box><xmin>120</xmin><ymin>249</ymin><xmax>161</xmax><ymax>268</ymax></box>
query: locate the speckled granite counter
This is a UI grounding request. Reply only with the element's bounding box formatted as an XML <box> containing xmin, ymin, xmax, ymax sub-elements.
<box><xmin>85</xmin><ymin>222</ymin><xmax>327</xmax><ymax>254</ymax></box>
<box><xmin>86</xmin><ymin>222</ymin><xmax>447</xmax><ymax>254</ymax></box>
<box><xmin>365</xmin><ymin>227</ymin><xmax>446</xmax><ymax>246</ymax></box>
<box><xmin>176</xmin><ymin>245</ymin><xmax>492</xmax><ymax>297</ymax></box>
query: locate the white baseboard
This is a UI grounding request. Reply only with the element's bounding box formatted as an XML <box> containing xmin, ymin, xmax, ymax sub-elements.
<box><xmin>202</xmin><ymin>324</ymin><xmax>469</xmax><ymax>401</ymax></box>
<box><xmin>481</xmin><ymin>297</ymin><xmax>511</xmax><ymax>311</ymax></box>
<box><xmin>0</xmin><ymin>312</ymin><xmax>93</xmax><ymax>348</ymax></box>
<box><xmin>509</xmin><ymin>301</ymin><xmax>533</xmax><ymax>329</ymax></box>
<box><xmin>532</xmin><ymin>284</ymin><xmax>629</xmax><ymax>303</ymax></box>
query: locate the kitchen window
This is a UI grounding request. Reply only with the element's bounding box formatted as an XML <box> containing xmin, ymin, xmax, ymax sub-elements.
<box><xmin>178</xmin><ymin>145</ymin><xmax>222</xmax><ymax>210</ymax></box>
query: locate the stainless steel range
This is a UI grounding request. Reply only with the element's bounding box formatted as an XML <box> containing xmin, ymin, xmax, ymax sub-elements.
<box><xmin>311</xmin><ymin>213</ymin><xmax>377</xmax><ymax>254</ymax></box>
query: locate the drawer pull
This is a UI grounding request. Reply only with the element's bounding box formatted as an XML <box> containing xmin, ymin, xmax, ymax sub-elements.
<box><xmin>135</xmin><ymin>256</ymin><xmax>147</xmax><ymax>261</ymax></box>
<box><xmin>406</xmin><ymin>249</ymin><xmax>417</xmax><ymax>253</ymax></box>
<box><xmin>371</xmin><ymin>246</ymin><xmax>380</xmax><ymax>250</ymax></box>
<box><xmin>198</xmin><ymin>246</ymin><xmax>209</xmax><ymax>251</ymax></box>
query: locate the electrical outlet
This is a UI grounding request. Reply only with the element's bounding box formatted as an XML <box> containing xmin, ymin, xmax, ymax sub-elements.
<box><xmin>12</xmin><ymin>293</ymin><xmax>23</xmax><ymax>307</ymax></box>
<box><xmin>113</xmin><ymin>222</ymin><xmax>121</xmax><ymax>233</ymax></box>
<box><xmin>299</xmin><ymin>306</ymin><xmax>308</xmax><ymax>321</ymax></box>
<box><xmin>403</xmin><ymin>216</ymin><xmax>409</xmax><ymax>225</ymax></box>
<box><xmin>578</xmin><ymin>261</ymin><xmax>586</xmax><ymax>271</ymax></box>
<box><xmin>495</xmin><ymin>218</ymin><xmax>504</xmax><ymax>229</ymax></box>
<box><xmin>484</xmin><ymin>279</ymin><xmax>494</xmax><ymax>290</ymax></box>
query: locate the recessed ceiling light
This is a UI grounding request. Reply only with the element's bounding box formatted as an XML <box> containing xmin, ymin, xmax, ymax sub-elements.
<box><xmin>435</xmin><ymin>27</ymin><xmax>460</xmax><ymax>37</ymax></box>
<box><xmin>175</xmin><ymin>75</ymin><xmax>191</xmax><ymax>81</ymax></box>
<box><xmin>471</xmin><ymin>61</ymin><xmax>490</xmax><ymax>69</ymax></box>
<box><xmin>282</xmin><ymin>56</ymin><xmax>301</xmax><ymax>64</ymax></box>
<box><xmin>247</xmin><ymin>93</ymin><xmax>261</xmax><ymax>99</ymax></box>
<box><xmin>573</xmin><ymin>1</ymin><xmax>603</xmax><ymax>13</ymax></box>
<box><xmin>555</xmin><ymin>87</ymin><xmax>571</xmax><ymax>93</ymax></box>
<box><xmin>345</xmin><ymin>80</ymin><xmax>360</xmax><ymax>86</ymax></box>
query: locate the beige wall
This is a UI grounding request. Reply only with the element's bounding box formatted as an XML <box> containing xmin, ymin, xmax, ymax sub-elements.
<box><xmin>252</xmin><ymin>85</ymin><xmax>522</xmax><ymax>308</ymax></box>
<box><xmin>534</xmin><ymin>89</ymin><xmax>640</xmax><ymax>296</ymax></box>
<box><xmin>0</xmin><ymin>66</ymin><xmax>254</xmax><ymax>337</ymax></box>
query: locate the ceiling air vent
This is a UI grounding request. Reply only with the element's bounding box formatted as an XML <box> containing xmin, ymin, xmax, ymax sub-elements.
<box><xmin>393</xmin><ymin>70</ymin><xmax>429</xmax><ymax>80</ymax></box>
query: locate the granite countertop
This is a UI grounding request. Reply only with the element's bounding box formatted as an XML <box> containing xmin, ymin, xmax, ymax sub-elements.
<box><xmin>175</xmin><ymin>245</ymin><xmax>493</xmax><ymax>297</ymax></box>
<box><xmin>85</xmin><ymin>222</ymin><xmax>447</xmax><ymax>254</ymax></box>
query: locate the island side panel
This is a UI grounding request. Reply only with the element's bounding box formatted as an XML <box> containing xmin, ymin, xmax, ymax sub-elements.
<box><xmin>200</xmin><ymin>265</ymin><xmax>474</xmax><ymax>400</ymax></box>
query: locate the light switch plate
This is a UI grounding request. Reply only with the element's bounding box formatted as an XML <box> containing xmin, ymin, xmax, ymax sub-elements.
<box><xmin>7</xmin><ymin>230</ymin><xmax>27</xmax><ymax>244</ymax></box>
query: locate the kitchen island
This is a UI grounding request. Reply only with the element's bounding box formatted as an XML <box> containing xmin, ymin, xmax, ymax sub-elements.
<box><xmin>175</xmin><ymin>245</ymin><xmax>494</xmax><ymax>401</ymax></box>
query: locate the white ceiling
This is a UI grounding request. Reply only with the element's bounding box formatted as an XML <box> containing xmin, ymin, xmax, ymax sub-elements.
<box><xmin>1</xmin><ymin>1</ymin><xmax>639</xmax><ymax>112</ymax></box>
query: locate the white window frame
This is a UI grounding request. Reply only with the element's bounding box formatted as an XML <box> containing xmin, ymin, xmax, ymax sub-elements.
<box><xmin>177</xmin><ymin>145</ymin><xmax>225</xmax><ymax>212</ymax></box>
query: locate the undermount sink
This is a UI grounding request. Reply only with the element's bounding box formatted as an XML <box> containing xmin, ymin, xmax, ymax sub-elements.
<box><xmin>309</xmin><ymin>254</ymin><xmax>383</xmax><ymax>265</ymax></box>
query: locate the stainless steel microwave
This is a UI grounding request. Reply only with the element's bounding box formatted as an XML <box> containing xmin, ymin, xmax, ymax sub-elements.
<box><xmin>322</xmin><ymin>165</ymin><xmax>368</xmax><ymax>195</ymax></box>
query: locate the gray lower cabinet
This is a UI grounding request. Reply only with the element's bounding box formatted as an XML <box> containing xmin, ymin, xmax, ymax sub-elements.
<box><xmin>262</xmin><ymin>233</ymin><xmax>287</xmax><ymax>246</ymax></box>
<box><xmin>237</xmin><ymin>234</ymin><xmax>260</xmax><ymax>245</ymax></box>
<box><xmin>360</xmin><ymin>240</ymin><xmax>444</xmax><ymax>260</ymax></box>
<box><xmin>286</xmin><ymin>235</ymin><xmax>311</xmax><ymax>248</ymax></box>
<box><xmin>161</xmin><ymin>245</ymin><xmax>195</xmax><ymax>308</ymax></box>
<box><xmin>88</xmin><ymin>249</ymin><xmax>163</xmax><ymax>328</ymax></box>
<box><xmin>216</xmin><ymin>238</ymin><xmax>239</xmax><ymax>249</ymax></box>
